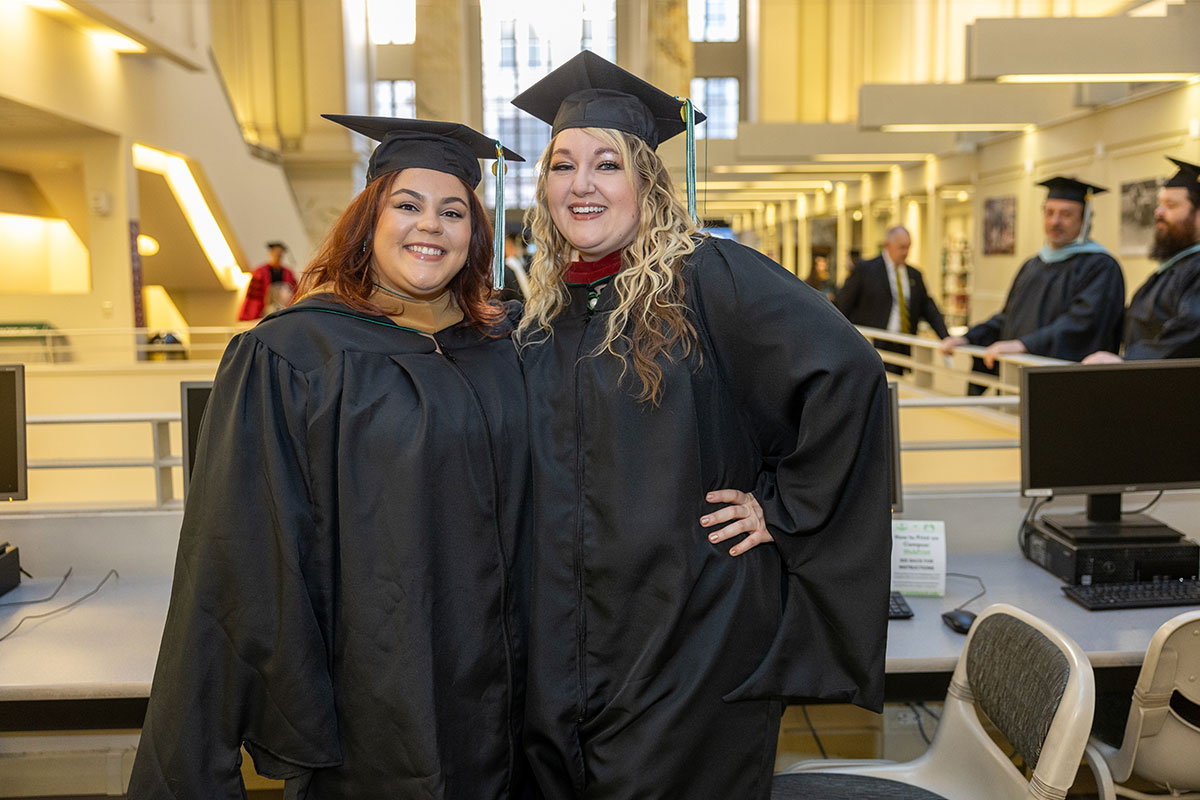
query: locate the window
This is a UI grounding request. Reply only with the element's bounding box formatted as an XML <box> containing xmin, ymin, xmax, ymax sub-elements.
<box><xmin>689</xmin><ymin>0</ymin><xmax>738</xmax><ymax>42</ymax></box>
<box><xmin>374</xmin><ymin>80</ymin><xmax>416</xmax><ymax>118</ymax></box>
<box><xmin>500</xmin><ymin>20</ymin><xmax>517</xmax><ymax>68</ymax></box>
<box><xmin>528</xmin><ymin>25</ymin><xmax>541</xmax><ymax>66</ymax></box>
<box><xmin>367</xmin><ymin>0</ymin><xmax>415</xmax><ymax>45</ymax></box>
<box><xmin>690</xmin><ymin>77</ymin><xmax>738</xmax><ymax>139</ymax></box>
<box><xmin>481</xmin><ymin>0</ymin><xmax>617</xmax><ymax>208</ymax></box>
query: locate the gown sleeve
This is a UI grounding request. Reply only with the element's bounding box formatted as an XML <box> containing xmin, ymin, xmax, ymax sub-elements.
<box><xmin>1017</xmin><ymin>255</ymin><xmax>1125</xmax><ymax>359</ymax></box>
<box><xmin>966</xmin><ymin>259</ymin><xmax>1033</xmax><ymax>346</ymax></box>
<box><xmin>689</xmin><ymin>238</ymin><xmax>892</xmax><ymax>712</ymax></box>
<box><xmin>1124</xmin><ymin>267</ymin><xmax>1200</xmax><ymax>360</ymax></box>
<box><xmin>127</xmin><ymin>333</ymin><xmax>341</xmax><ymax>799</ymax></box>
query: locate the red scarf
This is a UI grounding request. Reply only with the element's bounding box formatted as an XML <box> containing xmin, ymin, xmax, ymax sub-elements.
<box><xmin>564</xmin><ymin>249</ymin><xmax>623</xmax><ymax>283</ymax></box>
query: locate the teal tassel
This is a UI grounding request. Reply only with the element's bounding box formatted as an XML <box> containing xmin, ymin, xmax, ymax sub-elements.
<box><xmin>681</xmin><ymin>97</ymin><xmax>698</xmax><ymax>224</ymax></box>
<box><xmin>492</xmin><ymin>143</ymin><xmax>506</xmax><ymax>291</ymax></box>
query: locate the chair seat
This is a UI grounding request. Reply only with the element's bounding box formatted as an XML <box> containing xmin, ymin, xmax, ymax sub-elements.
<box><xmin>772</xmin><ymin>773</ymin><xmax>950</xmax><ymax>800</ymax></box>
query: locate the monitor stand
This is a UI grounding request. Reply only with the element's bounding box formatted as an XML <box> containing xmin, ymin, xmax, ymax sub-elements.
<box><xmin>1041</xmin><ymin>493</ymin><xmax>1182</xmax><ymax>543</ymax></box>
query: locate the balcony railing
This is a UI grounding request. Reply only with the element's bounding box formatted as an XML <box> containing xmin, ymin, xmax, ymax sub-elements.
<box><xmin>0</xmin><ymin>324</ymin><xmax>1068</xmax><ymax>511</ymax></box>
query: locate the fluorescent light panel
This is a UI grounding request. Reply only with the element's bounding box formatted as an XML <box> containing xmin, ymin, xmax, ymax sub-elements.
<box><xmin>695</xmin><ymin>180</ymin><xmax>834</xmax><ymax>191</ymax></box>
<box><xmin>997</xmin><ymin>73</ymin><xmax>1197</xmax><ymax>83</ymax></box>
<box><xmin>132</xmin><ymin>143</ymin><xmax>248</xmax><ymax>291</ymax></box>
<box><xmin>709</xmin><ymin>163</ymin><xmax>894</xmax><ymax>174</ymax></box>
<box><xmin>880</xmin><ymin>123</ymin><xmax>1030</xmax><ymax>133</ymax></box>
<box><xmin>22</xmin><ymin>0</ymin><xmax>147</xmax><ymax>53</ymax></box>
<box><xmin>811</xmin><ymin>153</ymin><xmax>931</xmax><ymax>162</ymax></box>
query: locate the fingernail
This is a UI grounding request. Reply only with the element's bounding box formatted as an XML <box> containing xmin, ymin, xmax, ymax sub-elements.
<box><xmin>700</xmin><ymin>516</ymin><xmax>710</xmax><ymax>524</ymax></box>
<box><xmin>706</xmin><ymin>493</ymin><xmax>714</xmax><ymax>500</ymax></box>
<box><xmin>709</xmin><ymin>533</ymin><xmax>719</xmax><ymax>542</ymax></box>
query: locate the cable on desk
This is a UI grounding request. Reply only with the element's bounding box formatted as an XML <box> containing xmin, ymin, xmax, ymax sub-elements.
<box><xmin>1122</xmin><ymin>491</ymin><xmax>1164</xmax><ymax>516</ymax></box>
<box><xmin>946</xmin><ymin>572</ymin><xmax>987</xmax><ymax>611</ymax></box>
<box><xmin>907</xmin><ymin>702</ymin><xmax>933</xmax><ymax>745</ymax></box>
<box><xmin>0</xmin><ymin>567</ymin><xmax>72</xmax><ymax>607</ymax></box>
<box><xmin>916</xmin><ymin>701</ymin><xmax>940</xmax><ymax>721</ymax></box>
<box><xmin>799</xmin><ymin>705</ymin><xmax>828</xmax><ymax>759</ymax></box>
<box><xmin>0</xmin><ymin>570</ymin><xmax>119</xmax><ymax>643</ymax></box>
<box><xmin>1017</xmin><ymin>496</ymin><xmax>1051</xmax><ymax>556</ymax></box>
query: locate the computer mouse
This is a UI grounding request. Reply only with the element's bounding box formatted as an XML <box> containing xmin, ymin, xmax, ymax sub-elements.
<box><xmin>941</xmin><ymin>608</ymin><xmax>977</xmax><ymax>635</ymax></box>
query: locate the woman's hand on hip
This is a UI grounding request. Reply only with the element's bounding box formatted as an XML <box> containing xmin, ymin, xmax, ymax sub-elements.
<box><xmin>700</xmin><ymin>490</ymin><xmax>774</xmax><ymax>556</ymax></box>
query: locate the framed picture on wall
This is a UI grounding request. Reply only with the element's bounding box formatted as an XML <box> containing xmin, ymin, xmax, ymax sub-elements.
<box><xmin>1120</xmin><ymin>177</ymin><xmax>1161</xmax><ymax>256</ymax></box>
<box><xmin>983</xmin><ymin>196</ymin><xmax>1016</xmax><ymax>255</ymax></box>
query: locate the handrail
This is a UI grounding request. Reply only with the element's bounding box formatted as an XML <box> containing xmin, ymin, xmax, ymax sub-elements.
<box><xmin>18</xmin><ymin>412</ymin><xmax>183</xmax><ymax>508</ymax></box>
<box><xmin>854</xmin><ymin>326</ymin><xmax>1068</xmax><ymax>397</ymax></box>
<box><xmin>0</xmin><ymin>325</ymin><xmax>245</xmax><ymax>364</ymax></box>
<box><xmin>5</xmin><ymin>324</ymin><xmax>1062</xmax><ymax>510</ymax></box>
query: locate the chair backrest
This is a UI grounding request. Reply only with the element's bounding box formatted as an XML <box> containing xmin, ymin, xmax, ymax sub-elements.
<box><xmin>953</xmin><ymin>603</ymin><xmax>1096</xmax><ymax>797</ymax></box>
<box><xmin>1102</xmin><ymin>609</ymin><xmax>1200</xmax><ymax>789</ymax></box>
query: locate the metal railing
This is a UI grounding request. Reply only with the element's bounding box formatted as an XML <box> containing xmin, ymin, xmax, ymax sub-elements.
<box><xmin>0</xmin><ymin>324</ymin><xmax>1069</xmax><ymax>510</ymax></box>
<box><xmin>857</xmin><ymin>328</ymin><xmax>1070</xmax><ymax>462</ymax></box>
<box><xmin>858</xmin><ymin>327</ymin><xmax>1067</xmax><ymax>395</ymax></box>
<box><xmin>24</xmin><ymin>412</ymin><xmax>183</xmax><ymax>508</ymax></box>
<box><xmin>0</xmin><ymin>325</ymin><xmax>243</xmax><ymax>364</ymax></box>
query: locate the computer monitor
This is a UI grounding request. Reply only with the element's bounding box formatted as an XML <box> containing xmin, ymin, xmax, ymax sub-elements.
<box><xmin>180</xmin><ymin>381</ymin><xmax>213</xmax><ymax>499</ymax></box>
<box><xmin>0</xmin><ymin>364</ymin><xmax>27</xmax><ymax>502</ymax></box>
<box><xmin>1020</xmin><ymin>359</ymin><xmax>1200</xmax><ymax>539</ymax></box>
<box><xmin>888</xmin><ymin>381</ymin><xmax>903</xmax><ymax>513</ymax></box>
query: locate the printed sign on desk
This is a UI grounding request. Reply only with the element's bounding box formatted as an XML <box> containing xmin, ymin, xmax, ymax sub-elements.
<box><xmin>891</xmin><ymin>520</ymin><xmax>946</xmax><ymax>597</ymax></box>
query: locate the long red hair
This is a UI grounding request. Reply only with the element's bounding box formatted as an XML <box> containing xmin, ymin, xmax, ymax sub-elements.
<box><xmin>296</xmin><ymin>170</ymin><xmax>503</xmax><ymax>330</ymax></box>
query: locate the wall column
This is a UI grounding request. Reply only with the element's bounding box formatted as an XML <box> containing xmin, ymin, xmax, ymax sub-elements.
<box><xmin>780</xmin><ymin>199</ymin><xmax>796</xmax><ymax>275</ymax></box>
<box><xmin>414</xmin><ymin>0</ymin><xmax>482</xmax><ymax>128</ymax></box>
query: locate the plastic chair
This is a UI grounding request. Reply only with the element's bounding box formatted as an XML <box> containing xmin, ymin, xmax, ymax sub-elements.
<box><xmin>1085</xmin><ymin>609</ymin><xmax>1200</xmax><ymax>800</ymax></box>
<box><xmin>773</xmin><ymin>603</ymin><xmax>1095</xmax><ymax>800</ymax></box>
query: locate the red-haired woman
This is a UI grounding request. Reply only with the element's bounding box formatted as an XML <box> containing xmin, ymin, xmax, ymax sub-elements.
<box><xmin>129</xmin><ymin>119</ymin><xmax>533</xmax><ymax>799</ymax></box>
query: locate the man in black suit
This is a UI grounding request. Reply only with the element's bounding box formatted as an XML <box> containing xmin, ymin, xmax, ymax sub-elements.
<box><xmin>834</xmin><ymin>226</ymin><xmax>950</xmax><ymax>374</ymax></box>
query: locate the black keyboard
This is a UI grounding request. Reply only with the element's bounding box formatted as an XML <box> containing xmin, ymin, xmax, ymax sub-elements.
<box><xmin>888</xmin><ymin>591</ymin><xmax>914</xmax><ymax>619</ymax></box>
<box><xmin>1062</xmin><ymin>579</ymin><xmax>1200</xmax><ymax>610</ymax></box>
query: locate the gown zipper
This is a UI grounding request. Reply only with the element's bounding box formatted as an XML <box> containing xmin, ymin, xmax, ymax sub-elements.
<box><xmin>573</xmin><ymin>296</ymin><xmax>595</xmax><ymax>725</ymax></box>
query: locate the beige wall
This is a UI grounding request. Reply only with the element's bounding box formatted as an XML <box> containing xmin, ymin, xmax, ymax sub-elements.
<box><xmin>958</xmin><ymin>81</ymin><xmax>1200</xmax><ymax>322</ymax></box>
<box><xmin>0</xmin><ymin>2</ymin><xmax>312</xmax><ymax>337</ymax></box>
<box><xmin>754</xmin><ymin>0</ymin><xmax>1133</xmax><ymax>124</ymax></box>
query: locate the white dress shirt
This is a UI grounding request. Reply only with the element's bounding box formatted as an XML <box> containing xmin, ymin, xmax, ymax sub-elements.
<box><xmin>882</xmin><ymin>250</ymin><xmax>912</xmax><ymax>333</ymax></box>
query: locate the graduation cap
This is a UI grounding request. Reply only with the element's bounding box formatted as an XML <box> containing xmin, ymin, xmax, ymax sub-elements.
<box><xmin>1164</xmin><ymin>156</ymin><xmax>1200</xmax><ymax>189</ymax></box>
<box><xmin>1037</xmin><ymin>176</ymin><xmax>1107</xmax><ymax>204</ymax></box>
<box><xmin>323</xmin><ymin>115</ymin><xmax>524</xmax><ymax>289</ymax></box>
<box><xmin>510</xmin><ymin>51</ymin><xmax>705</xmax><ymax>151</ymax></box>
<box><xmin>322</xmin><ymin>115</ymin><xmax>524</xmax><ymax>188</ymax></box>
<box><xmin>265</xmin><ymin>241</ymin><xmax>287</xmax><ymax>250</ymax></box>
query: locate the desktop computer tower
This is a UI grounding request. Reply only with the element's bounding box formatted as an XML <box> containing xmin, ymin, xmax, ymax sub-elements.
<box><xmin>0</xmin><ymin>543</ymin><xmax>19</xmax><ymax>598</ymax></box>
<box><xmin>1022</xmin><ymin>519</ymin><xmax>1199</xmax><ymax>586</ymax></box>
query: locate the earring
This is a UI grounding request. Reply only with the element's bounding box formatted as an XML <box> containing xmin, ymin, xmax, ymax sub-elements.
<box><xmin>361</xmin><ymin>238</ymin><xmax>370</xmax><ymax>254</ymax></box>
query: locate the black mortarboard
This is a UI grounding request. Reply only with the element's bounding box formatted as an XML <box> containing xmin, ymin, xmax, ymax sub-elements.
<box><xmin>322</xmin><ymin>115</ymin><xmax>524</xmax><ymax>188</ymax></box>
<box><xmin>1164</xmin><ymin>156</ymin><xmax>1200</xmax><ymax>189</ymax></box>
<box><xmin>510</xmin><ymin>51</ymin><xmax>706</xmax><ymax>150</ymax></box>
<box><xmin>265</xmin><ymin>241</ymin><xmax>287</xmax><ymax>250</ymax></box>
<box><xmin>1037</xmin><ymin>176</ymin><xmax>1107</xmax><ymax>203</ymax></box>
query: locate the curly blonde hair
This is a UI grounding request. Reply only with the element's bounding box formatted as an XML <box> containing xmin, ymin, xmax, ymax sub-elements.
<box><xmin>518</xmin><ymin>127</ymin><xmax>702</xmax><ymax>404</ymax></box>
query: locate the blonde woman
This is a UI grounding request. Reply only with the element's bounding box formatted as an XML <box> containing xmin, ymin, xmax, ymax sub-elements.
<box><xmin>512</xmin><ymin>52</ymin><xmax>893</xmax><ymax>798</ymax></box>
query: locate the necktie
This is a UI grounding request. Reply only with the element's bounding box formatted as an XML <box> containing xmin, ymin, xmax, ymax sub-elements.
<box><xmin>895</xmin><ymin>266</ymin><xmax>910</xmax><ymax>334</ymax></box>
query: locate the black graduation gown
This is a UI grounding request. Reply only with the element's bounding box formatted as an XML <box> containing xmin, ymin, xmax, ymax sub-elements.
<box><xmin>1123</xmin><ymin>251</ymin><xmax>1200</xmax><ymax>359</ymax></box>
<box><xmin>127</xmin><ymin>297</ymin><xmax>531</xmax><ymax>799</ymax></box>
<box><xmin>965</xmin><ymin>251</ymin><xmax>1125</xmax><ymax>360</ymax></box>
<box><xmin>520</xmin><ymin>237</ymin><xmax>892</xmax><ymax>798</ymax></box>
